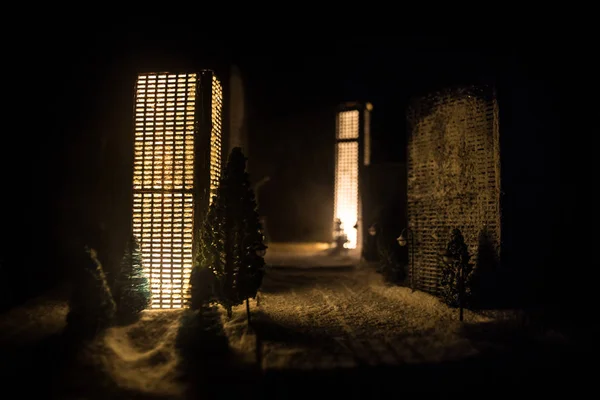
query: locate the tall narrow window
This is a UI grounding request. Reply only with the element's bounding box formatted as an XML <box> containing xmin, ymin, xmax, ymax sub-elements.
<box><xmin>334</xmin><ymin>110</ymin><xmax>360</xmax><ymax>249</ymax></box>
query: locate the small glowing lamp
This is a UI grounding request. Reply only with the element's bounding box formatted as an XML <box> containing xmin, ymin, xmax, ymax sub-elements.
<box><xmin>255</xmin><ymin>243</ymin><xmax>268</xmax><ymax>257</ymax></box>
<box><xmin>397</xmin><ymin>233</ymin><xmax>408</xmax><ymax>247</ymax></box>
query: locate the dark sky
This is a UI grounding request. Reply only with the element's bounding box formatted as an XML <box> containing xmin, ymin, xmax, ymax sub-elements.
<box><xmin>5</xmin><ymin>32</ymin><xmax>565</xmax><ymax>257</ymax></box>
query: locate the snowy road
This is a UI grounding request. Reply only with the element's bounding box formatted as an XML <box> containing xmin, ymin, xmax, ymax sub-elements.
<box><xmin>223</xmin><ymin>243</ymin><xmax>588</xmax><ymax>396</ymax></box>
<box><xmin>250</xmin><ymin>244</ymin><xmax>489</xmax><ymax>370</ymax></box>
<box><xmin>0</xmin><ymin>243</ymin><xmax>588</xmax><ymax>398</ymax></box>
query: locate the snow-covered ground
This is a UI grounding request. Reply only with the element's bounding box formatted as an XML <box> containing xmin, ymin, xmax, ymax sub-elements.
<box><xmin>0</xmin><ymin>285</ymin><xmax>69</xmax><ymax>346</ymax></box>
<box><xmin>100</xmin><ymin>309</ymin><xmax>185</xmax><ymax>397</ymax></box>
<box><xmin>0</xmin><ymin>242</ymin><xmax>586</xmax><ymax>398</ymax></box>
<box><xmin>230</xmin><ymin>242</ymin><xmax>570</xmax><ymax>370</ymax></box>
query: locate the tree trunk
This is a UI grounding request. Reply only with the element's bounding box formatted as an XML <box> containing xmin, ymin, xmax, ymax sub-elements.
<box><xmin>246</xmin><ymin>297</ymin><xmax>251</xmax><ymax>326</ymax></box>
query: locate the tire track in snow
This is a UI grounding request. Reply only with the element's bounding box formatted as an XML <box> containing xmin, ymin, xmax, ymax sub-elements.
<box><xmin>313</xmin><ymin>287</ymin><xmax>356</xmax><ymax>338</ymax></box>
<box><xmin>313</xmin><ymin>273</ymin><xmax>429</xmax><ymax>365</ymax></box>
<box><xmin>258</xmin><ymin>264</ymin><xmax>448</xmax><ymax>367</ymax></box>
<box><xmin>314</xmin><ymin>284</ymin><xmax>393</xmax><ymax>366</ymax></box>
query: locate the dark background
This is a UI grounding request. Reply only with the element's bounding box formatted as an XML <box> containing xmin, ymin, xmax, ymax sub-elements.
<box><xmin>3</xmin><ymin>32</ymin><xmax>588</xmax><ymax>328</ymax></box>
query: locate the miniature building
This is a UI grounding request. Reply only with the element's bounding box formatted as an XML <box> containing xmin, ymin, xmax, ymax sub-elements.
<box><xmin>406</xmin><ymin>85</ymin><xmax>500</xmax><ymax>294</ymax></box>
<box><xmin>333</xmin><ymin>102</ymin><xmax>372</xmax><ymax>251</ymax></box>
<box><xmin>132</xmin><ymin>71</ymin><xmax>224</xmax><ymax>308</ymax></box>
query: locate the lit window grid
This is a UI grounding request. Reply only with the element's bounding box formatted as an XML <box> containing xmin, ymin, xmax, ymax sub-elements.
<box><xmin>333</xmin><ymin>141</ymin><xmax>359</xmax><ymax>248</ymax></box>
<box><xmin>133</xmin><ymin>73</ymin><xmax>197</xmax><ymax>309</ymax></box>
<box><xmin>337</xmin><ymin>110</ymin><xmax>359</xmax><ymax>139</ymax></box>
<box><xmin>134</xmin><ymin>73</ymin><xmax>196</xmax><ymax>192</ymax></box>
<box><xmin>132</xmin><ymin>192</ymin><xmax>193</xmax><ymax>309</ymax></box>
<box><xmin>209</xmin><ymin>74</ymin><xmax>223</xmax><ymax>203</ymax></box>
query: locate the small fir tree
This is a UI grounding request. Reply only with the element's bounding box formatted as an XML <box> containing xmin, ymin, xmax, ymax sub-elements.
<box><xmin>439</xmin><ymin>228</ymin><xmax>474</xmax><ymax>307</ymax></box>
<box><xmin>66</xmin><ymin>246</ymin><xmax>116</xmax><ymax>338</ymax></box>
<box><xmin>192</xmin><ymin>147</ymin><xmax>266</xmax><ymax>321</ymax></box>
<box><xmin>114</xmin><ymin>234</ymin><xmax>151</xmax><ymax>323</ymax></box>
<box><xmin>190</xmin><ymin>201</ymin><xmax>222</xmax><ymax>311</ymax></box>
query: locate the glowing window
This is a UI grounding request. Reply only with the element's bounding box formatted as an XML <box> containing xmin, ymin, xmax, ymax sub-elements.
<box><xmin>210</xmin><ymin>75</ymin><xmax>223</xmax><ymax>203</ymax></box>
<box><xmin>133</xmin><ymin>72</ymin><xmax>197</xmax><ymax>309</ymax></box>
<box><xmin>337</xmin><ymin>110</ymin><xmax>359</xmax><ymax>139</ymax></box>
<box><xmin>333</xmin><ymin>141</ymin><xmax>359</xmax><ymax>249</ymax></box>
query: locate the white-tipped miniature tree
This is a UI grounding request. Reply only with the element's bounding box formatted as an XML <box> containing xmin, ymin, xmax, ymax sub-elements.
<box><xmin>114</xmin><ymin>234</ymin><xmax>151</xmax><ymax>323</ymax></box>
<box><xmin>66</xmin><ymin>246</ymin><xmax>116</xmax><ymax>338</ymax></box>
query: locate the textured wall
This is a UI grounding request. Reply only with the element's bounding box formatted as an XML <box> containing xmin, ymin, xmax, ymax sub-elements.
<box><xmin>407</xmin><ymin>86</ymin><xmax>500</xmax><ymax>294</ymax></box>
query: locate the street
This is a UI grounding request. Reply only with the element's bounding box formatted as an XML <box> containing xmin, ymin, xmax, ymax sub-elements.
<box><xmin>0</xmin><ymin>243</ymin><xmax>589</xmax><ymax>398</ymax></box>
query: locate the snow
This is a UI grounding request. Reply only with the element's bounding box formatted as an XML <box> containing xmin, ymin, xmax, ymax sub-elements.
<box><xmin>100</xmin><ymin>309</ymin><xmax>185</xmax><ymax>397</ymax></box>
<box><xmin>0</xmin><ymin>242</ymin><xmax>580</xmax><ymax>397</ymax></box>
<box><xmin>224</xmin><ymin>242</ymin><xmax>574</xmax><ymax>371</ymax></box>
<box><xmin>0</xmin><ymin>285</ymin><xmax>69</xmax><ymax>346</ymax></box>
<box><xmin>249</xmin><ymin>244</ymin><xmax>489</xmax><ymax>369</ymax></box>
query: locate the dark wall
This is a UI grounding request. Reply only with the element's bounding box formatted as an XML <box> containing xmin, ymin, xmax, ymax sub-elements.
<box><xmin>362</xmin><ymin>163</ymin><xmax>407</xmax><ymax>262</ymax></box>
<box><xmin>250</xmin><ymin>106</ymin><xmax>336</xmax><ymax>243</ymax></box>
<box><xmin>497</xmin><ymin>49</ymin><xmax>590</xmax><ymax>328</ymax></box>
<box><xmin>496</xmin><ymin>52</ymin><xmax>561</xmax><ymax>310</ymax></box>
<box><xmin>363</xmin><ymin>163</ymin><xmax>407</xmax><ymax>240</ymax></box>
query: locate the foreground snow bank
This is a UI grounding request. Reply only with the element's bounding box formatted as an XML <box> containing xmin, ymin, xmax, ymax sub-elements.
<box><xmin>0</xmin><ymin>285</ymin><xmax>69</xmax><ymax>346</ymax></box>
<box><xmin>98</xmin><ymin>309</ymin><xmax>185</xmax><ymax>397</ymax></box>
<box><xmin>96</xmin><ymin>304</ymin><xmax>258</xmax><ymax>398</ymax></box>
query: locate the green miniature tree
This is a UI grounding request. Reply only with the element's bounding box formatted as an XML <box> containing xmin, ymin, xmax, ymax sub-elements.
<box><xmin>191</xmin><ymin>147</ymin><xmax>266</xmax><ymax>322</ymax></box>
<box><xmin>439</xmin><ymin>228</ymin><xmax>474</xmax><ymax>309</ymax></box>
<box><xmin>114</xmin><ymin>234</ymin><xmax>151</xmax><ymax>323</ymax></box>
<box><xmin>190</xmin><ymin>200</ymin><xmax>222</xmax><ymax>311</ymax></box>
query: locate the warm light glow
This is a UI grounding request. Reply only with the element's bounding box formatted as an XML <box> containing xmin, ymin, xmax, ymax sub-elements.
<box><xmin>336</xmin><ymin>110</ymin><xmax>359</xmax><ymax>139</ymax></box>
<box><xmin>133</xmin><ymin>73</ymin><xmax>197</xmax><ymax>309</ymax></box>
<box><xmin>334</xmin><ymin>111</ymin><xmax>360</xmax><ymax>249</ymax></box>
<box><xmin>209</xmin><ymin>75</ymin><xmax>223</xmax><ymax>203</ymax></box>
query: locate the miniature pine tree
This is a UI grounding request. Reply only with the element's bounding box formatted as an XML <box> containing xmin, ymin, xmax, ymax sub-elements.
<box><xmin>190</xmin><ymin>200</ymin><xmax>222</xmax><ymax>311</ymax></box>
<box><xmin>114</xmin><ymin>234</ymin><xmax>151</xmax><ymax>323</ymax></box>
<box><xmin>439</xmin><ymin>228</ymin><xmax>474</xmax><ymax>307</ymax></box>
<box><xmin>236</xmin><ymin>170</ymin><xmax>266</xmax><ymax>303</ymax></box>
<box><xmin>193</xmin><ymin>147</ymin><xmax>266</xmax><ymax>320</ymax></box>
<box><xmin>66</xmin><ymin>246</ymin><xmax>116</xmax><ymax>338</ymax></box>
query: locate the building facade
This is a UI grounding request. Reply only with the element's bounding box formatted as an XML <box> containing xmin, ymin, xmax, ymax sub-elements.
<box><xmin>406</xmin><ymin>85</ymin><xmax>501</xmax><ymax>294</ymax></box>
<box><xmin>132</xmin><ymin>71</ymin><xmax>224</xmax><ymax>309</ymax></box>
<box><xmin>333</xmin><ymin>102</ymin><xmax>372</xmax><ymax>251</ymax></box>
